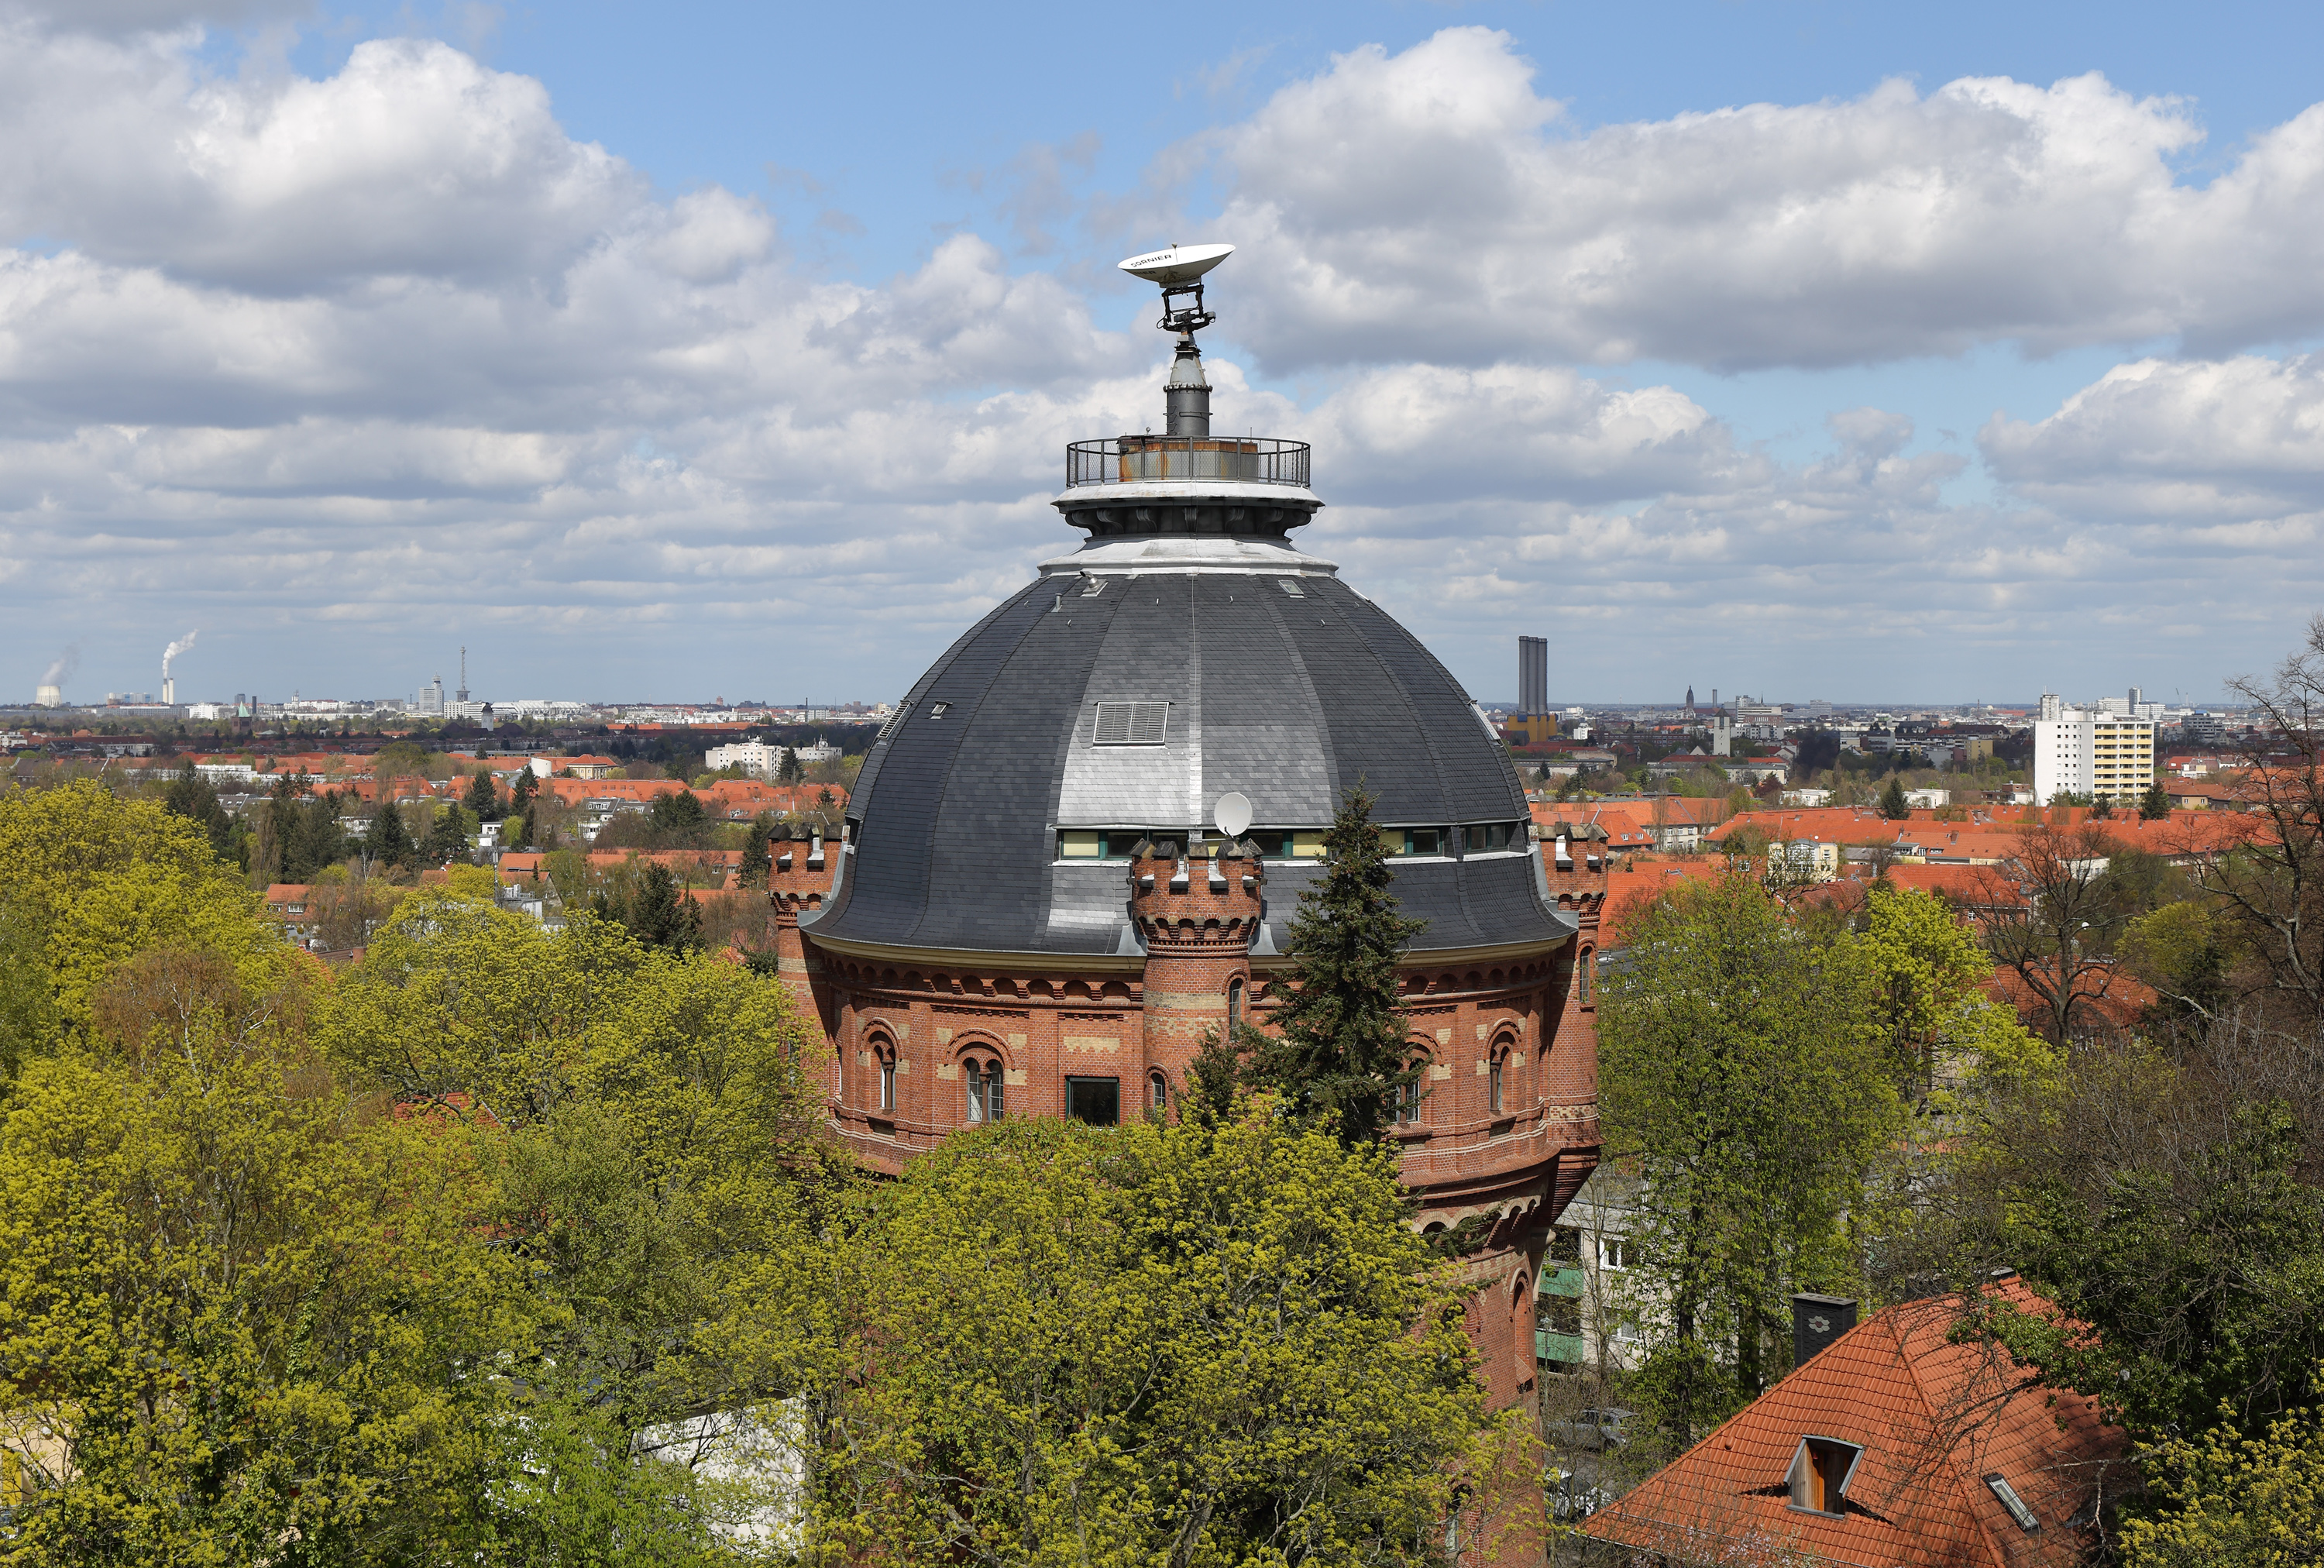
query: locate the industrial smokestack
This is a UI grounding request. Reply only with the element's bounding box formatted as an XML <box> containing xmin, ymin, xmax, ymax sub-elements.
<box><xmin>160</xmin><ymin>630</ymin><xmax>197</xmax><ymax>710</ymax></box>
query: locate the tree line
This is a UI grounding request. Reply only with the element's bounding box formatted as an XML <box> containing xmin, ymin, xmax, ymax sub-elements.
<box><xmin>1585</xmin><ymin>616</ymin><xmax>2324</xmax><ymax>1563</ymax></box>
<box><xmin>0</xmin><ymin>779</ymin><xmax>1517</xmax><ymax>1566</ymax></box>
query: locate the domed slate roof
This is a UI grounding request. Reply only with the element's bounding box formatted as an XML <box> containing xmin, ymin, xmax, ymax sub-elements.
<box><xmin>806</xmin><ymin>526</ymin><xmax>1576</xmax><ymax>961</ymax></box>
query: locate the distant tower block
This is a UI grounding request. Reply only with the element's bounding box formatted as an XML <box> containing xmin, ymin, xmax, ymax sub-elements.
<box><xmin>1519</xmin><ymin>635</ymin><xmax>1548</xmax><ymax>718</ymax></box>
<box><xmin>1510</xmin><ymin>634</ymin><xmax>1556</xmax><ymax>746</ymax></box>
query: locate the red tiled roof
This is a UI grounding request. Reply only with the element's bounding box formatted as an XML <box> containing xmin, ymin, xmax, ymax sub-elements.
<box><xmin>1586</xmin><ymin>1280</ymin><xmax>2127</xmax><ymax>1567</ymax></box>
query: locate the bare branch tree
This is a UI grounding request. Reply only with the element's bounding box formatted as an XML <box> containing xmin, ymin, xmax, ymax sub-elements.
<box><xmin>1973</xmin><ymin>819</ymin><xmax>2135</xmax><ymax>1045</ymax></box>
<box><xmin>2189</xmin><ymin>613</ymin><xmax>2324</xmax><ymax>1029</ymax></box>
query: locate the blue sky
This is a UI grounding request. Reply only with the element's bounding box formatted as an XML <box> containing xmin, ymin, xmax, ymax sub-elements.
<box><xmin>5</xmin><ymin>0</ymin><xmax>2324</xmax><ymax>707</ymax></box>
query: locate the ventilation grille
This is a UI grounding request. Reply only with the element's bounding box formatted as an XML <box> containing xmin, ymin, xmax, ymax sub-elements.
<box><xmin>1092</xmin><ymin>700</ymin><xmax>1170</xmax><ymax>746</ymax></box>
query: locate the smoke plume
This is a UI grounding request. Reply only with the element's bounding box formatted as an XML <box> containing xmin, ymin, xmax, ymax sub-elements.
<box><xmin>38</xmin><ymin>646</ymin><xmax>77</xmax><ymax>686</ymax></box>
<box><xmin>162</xmin><ymin>629</ymin><xmax>198</xmax><ymax>678</ymax></box>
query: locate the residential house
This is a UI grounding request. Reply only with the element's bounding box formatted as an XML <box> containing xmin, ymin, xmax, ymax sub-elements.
<box><xmin>1584</xmin><ymin>1280</ymin><xmax>2130</xmax><ymax>1566</ymax></box>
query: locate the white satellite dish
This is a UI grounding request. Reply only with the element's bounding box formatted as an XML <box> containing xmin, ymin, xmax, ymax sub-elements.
<box><xmin>1213</xmin><ymin>791</ymin><xmax>1253</xmax><ymax>839</ymax></box>
<box><xmin>1119</xmin><ymin>242</ymin><xmax>1235</xmax><ymax>286</ymax></box>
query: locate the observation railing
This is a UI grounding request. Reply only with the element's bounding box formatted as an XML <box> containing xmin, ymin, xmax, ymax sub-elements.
<box><xmin>1064</xmin><ymin>435</ymin><xmax>1310</xmax><ymax>488</ymax></box>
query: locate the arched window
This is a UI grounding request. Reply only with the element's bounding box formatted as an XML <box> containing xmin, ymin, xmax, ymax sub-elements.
<box><xmin>1226</xmin><ymin>975</ymin><xmax>1245</xmax><ymax>1033</ymax></box>
<box><xmin>1489</xmin><ymin>1047</ymin><xmax>1507</xmax><ymax>1116</ymax></box>
<box><xmin>963</xmin><ymin>1052</ymin><xmax>1005</xmax><ymax>1123</ymax></box>
<box><xmin>1149</xmin><ymin>1069</ymin><xmax>1169</xmax><ymax>1114</ymax></box>
<box><xmin>1578</xmin><ymin>946</ymin><xmax>1596</xmax><ymax>1007</ymax></box>
<box><xmin>875</xmin><ymin>1039</ymin><xmax>896</xmax><ymax>1112</ymax></box>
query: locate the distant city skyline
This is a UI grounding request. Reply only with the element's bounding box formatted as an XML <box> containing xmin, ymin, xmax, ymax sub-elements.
<box><xmin>4</xmin><ymin>2</ymin><xmax>2323</xmax><ymax>703</ymax></box>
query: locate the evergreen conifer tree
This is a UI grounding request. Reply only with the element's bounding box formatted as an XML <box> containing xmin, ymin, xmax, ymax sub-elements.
<box><xmin>625</xmin><ymin>862</ymin><xmax>705</xmax><ymax>954</ymax></box>
<box><xmin>738</xmin><ymin>814</ymin><xmax>775</xmax><ymax>889</ymax></box>
<box><xmin>463</xmin><ymin>769</ymin><xmax>500</xmax><ymax>821</ymax></box>
<box><xmin>1249</xmin><ymin>783</ymin><xmax>1426</xmax><ymax>1146</ymax></box>
<box><xmin>777</xmin><ymin>747</ymin><xmax>803</xmax><ymax>785</ymax></box>
<box><xmin>161</xmin><ymin>760</ymin><xmax>235</xmax><ymax>861</ymax></box>
<box><xmin>422</xmin><ymin>804</ymin><xmax>471</xmax><ymax>864</ymax></box>
<box><xmin>365</xmin><ymin>798</ymin><xmax>413</xmax><ymax>870</ymax></box>
<box><xmin>2140</xmin><ymin>779</ymin><xmax>2171</xmax><ymax>820</ymax></box>
<box><xmin>1879</xmin><ymin>775</ymin><xmax>1910</xmax><ymax>820</ymax></box>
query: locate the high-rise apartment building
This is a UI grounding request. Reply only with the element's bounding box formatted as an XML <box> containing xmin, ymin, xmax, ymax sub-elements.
<box><xmin>2034</xmin><ymin>705</ymin><xmax>2156</xmax><ymax>805</ymax></box>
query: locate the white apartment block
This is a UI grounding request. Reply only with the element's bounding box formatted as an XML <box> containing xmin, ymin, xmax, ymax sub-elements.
<box><xmin>705</xmin><ymin>741</ymin><xmax>785</xmax><ymax>779</ymax></box>
<box><xmin>2033</xmin><ymin>693</ymin><xmax>2156</xmax><ymax>805</ymax></box>
<box><xmin>705</xmin><ymin>740</ymin><xmax>843</xmax><ymax>779</ymax></box>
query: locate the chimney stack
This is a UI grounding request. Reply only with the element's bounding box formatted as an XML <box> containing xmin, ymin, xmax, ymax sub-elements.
<box><xmin>1793</xmin><ymin>1293</ymin><xmax>1858</xmax><ymax>1368</ymax></box>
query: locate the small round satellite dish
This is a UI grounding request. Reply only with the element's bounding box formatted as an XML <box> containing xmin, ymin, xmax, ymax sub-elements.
<box><xmin>1214</xmin><ymin>791</ymin><xmax>1253</xmax><ymax>839</ymax></box>
<box><xmin>1119</xmin><ymin>242</ymin><xmax>1234</xmax><ymax>286</ymax></box>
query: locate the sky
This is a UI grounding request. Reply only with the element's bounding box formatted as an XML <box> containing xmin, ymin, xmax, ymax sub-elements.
<box><xmin>5</xmin><ymin>2</ymin><xmax>2324</xmax><ymax>709</ymax></box>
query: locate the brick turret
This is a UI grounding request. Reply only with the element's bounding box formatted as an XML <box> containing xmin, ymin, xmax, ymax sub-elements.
<box><xmin>767</xmin><ymin>823</ymin><xmax>837</xmax><ymax>1033</ymax></box>
<box><xmin>1126</xmin><ymin>835</ymin><xmax>1263</xmax><ymax>1085</ymax></box>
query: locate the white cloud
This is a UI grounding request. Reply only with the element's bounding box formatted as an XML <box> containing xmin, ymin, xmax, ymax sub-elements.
<box><xmin>1982</xmin><ymin>354</ymin><xmax>2324</xmax><ymax>518</ymax></box>
<box><xmin>0</xmin><ymin>21</ymin><xmax>2320</xmax><ymax>706</ymax></box>
<box><xmin>1205</xmin><ymin>28</ymin><xmax>2324</xmax><ymax>372</ymax></box>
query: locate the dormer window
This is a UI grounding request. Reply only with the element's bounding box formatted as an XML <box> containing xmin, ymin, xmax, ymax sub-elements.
<box><xmin>1788</xmin><ymin>1436</ymin><xmax>1862</xmax><ymax>1516</ymax></box>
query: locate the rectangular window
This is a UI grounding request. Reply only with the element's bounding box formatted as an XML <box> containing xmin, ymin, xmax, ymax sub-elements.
<box><xmin>1599</xmin><ymin>1235</ymin><xmax>1631</xmax><ymax>1271</ymax></box>
<box><xmin>1092</xmin><ymin>701</ymin><xmax>1170</xmax><ymax>746</ymax></box>
<box><xmin>1066</xmin><ymin>1075</ymin><xmax>1119</xmax><ymax>1126</ymax></box>
<box><xmin>1397</xmin><ymin>1077</ymin><xmax>1422</xmax><ymax>1123</ymax></box>
<box><xmin>1490</xmin><ymin>1058</ymin><xmax>1504</xmax><ymax>1116</ymax></box>
<box><xmin>1059</xmin><ymin>830</ymin><xmax>1103</xmax><ymax>858</ymax></box>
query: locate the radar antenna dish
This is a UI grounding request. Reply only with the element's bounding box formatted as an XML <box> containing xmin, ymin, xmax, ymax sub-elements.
<box><xmin>1119</xmin><ymin>242</ymin><xmax>1234</xmax><ymax>335</ymax></box>
<box><xmin>1213</xmin><ymin>791</ymin><xmax>1253</xmax><ymax>840</ymax></box>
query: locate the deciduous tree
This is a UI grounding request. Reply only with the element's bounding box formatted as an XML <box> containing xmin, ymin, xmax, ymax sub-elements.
<box><xmin>815</xmin><ymin>1109</ymin><xmax>1522</xmax><ymax>1565</ymax></box>
<box><xmin>1597</xmin><ymin>874</ymin><xmax>1901</xmax><ymax>1448</ymax></box>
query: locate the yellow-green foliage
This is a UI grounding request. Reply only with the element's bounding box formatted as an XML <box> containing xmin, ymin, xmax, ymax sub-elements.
<box><xmin>2126</xmin><ymin>1394</ymin><xmax>2324</xmax><ymax>1567</ymax></box>
<box><xmin>0</xmin><ymin>780</ymin><xmax>297</xmax><ymax>1069</ymax></box>
<box><xmin>816</xmin><ymin>1106</ymin><xmax>1525</xmax><ymax>1566</ymax></box>
<box><xmin>322</xmin><ymin>893</ymin><xmax>846</xmax><ymax>1556</ymax></box>
<box><xmin>0</xmin><ymin>952</ymin><xmax>531</xmax><ymax>1565</ymax></box>
<box><xmin>1858</xmin><ymin>883</ymin><xmax>2058</xmax><ymax>1106</ymax></box>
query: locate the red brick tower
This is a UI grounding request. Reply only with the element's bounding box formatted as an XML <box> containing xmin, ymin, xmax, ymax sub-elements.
<box><xmin>766</xmin><ymin>823</ymin><xmax>836</xmax><ymax>1036</ymax></box>
<box><xmin>1126</xmin><ymin>835</ymin><xmax>1263</xmax><ymax>1085</ymax></box>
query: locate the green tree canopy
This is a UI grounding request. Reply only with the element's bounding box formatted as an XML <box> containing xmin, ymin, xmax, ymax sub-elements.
<box><xmin>1247</xmin><ymin>784</ymin><xmax>1425</xmax><ymax>1147</ymax></box>
<box><xmin>648</xmin><ymin>788</ymin><xmax>712</xmax><ymax>847</ymax></box>
<box><xmin>1879</xmin><ymin>775</ymin><xmax>1910</xmax><ymax>819</ymax></box>
<box><xmin>1598</xmin><ymin>873</ymin><xmax>1903</xmax><ymax>1447</ymax></box>
<box><xmin>815</xmin><ymin>1108</ymin><xmax>1524</xmax><ymax>1565</ymax></box>
<box><xmin>462</xmin><ymin>768</ymin><xmax>501</xmax><ymax>821</ymax></box>
<box><xmin>362</xmin><ymin>796</ymin><xmax>416</xmax><ymax>872</ymax></box>
<box><xmin>0</xmin><ymin>947</ymin><xmax>531</xmax><ymax>1563</ymax></box>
